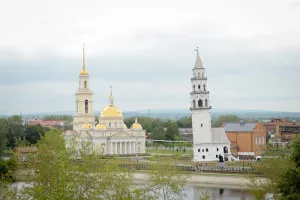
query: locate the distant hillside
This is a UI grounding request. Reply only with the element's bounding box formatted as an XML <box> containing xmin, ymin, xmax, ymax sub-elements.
<box><xmin>9</xmin><ymin>108</ymin><xmax>300</xmax><ymax>121</ymax></box>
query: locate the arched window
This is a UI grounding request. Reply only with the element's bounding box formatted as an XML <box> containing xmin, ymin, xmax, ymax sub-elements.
<box><xmin>223</xmin><ymin>146</ymin><xmax>228</xmax><ymax>153</ymax></box>
<box><xmin>84</xmin><ymin>81</ymin><xmax>87</xmax><ymax>88</ymax></box>
<box><xmin>259</xmin><ymin>137</ymin><xmax>262</xmax><ymax>145</ymax></box>
<box><xmin>198</xmin><ymin>99</ymin><xmax>203</xmax><ymax>107</ymax></box>
<box><xmin>192</xmin><ymin>100</ymin><xmax>196</xmax><ymax>108</ymax></box>
<box><xmin>109</xmin><ymin>122</ymin><xmax>111</xmax><ymax>127</ymax></box>
<box><xmin>204</xmin><ymin>85</ymin><xmax>206</xmax><ymax>91</ymax></box>
<box><xmin>85</xmin><ymin>100</ymin><xmax>88</xmax><ymax>113</ymax></box>
<box><xmin>198</xmin><ymin>73</ymin><xmax>200</xmax><ymax>77</ymax></box>
<box><xmin>198</xmin><ymin>85</ymin><xmax>200</xmax><ymax>90</ymax></box>
<box><xmin>205</xmin><ymin>99</ymin><xmax>208</xmax><ymax>107</ymax></box>
<box><xmin>193</xmin><ymin>85</ymin><xmax>195</xmax><ymax>92</ymax></box>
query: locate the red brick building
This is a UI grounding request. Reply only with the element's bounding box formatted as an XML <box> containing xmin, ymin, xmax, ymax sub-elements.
<box><xmin>223</xmin><ymin>122</ymin><xmax>267</xmax><ymax>159</ymax></box>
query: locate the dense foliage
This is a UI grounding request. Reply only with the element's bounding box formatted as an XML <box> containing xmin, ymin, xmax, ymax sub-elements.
<box><xmin>249</xmin><ymin>136</ymin><xmax>300</xmax><ymax>200</ymax></box>
<box><xmin>211</xmin><ymin>115</ymin><xmax>239</xmax><ymax>127</ymax></box>
<box><xmin>0</xmin><ymin>119</ymin><xmax>8</xmax><ymax>152</ymax></box>
<box><xmin>0</xmin><ymin>157</ymin><xmax>17</xmax><ymax>178</ymax></box>
<box><xmin>0</xmin><ymin>115</ymin><xmax>50</xmax><ymax>149</ymax></box>
<box><xmin>0</xmin><ymin>129</ymin><xmax>187</xmax><ymax>200</ymax></box>
<box><xmin>43</xmin><ymin>115</ymin><xmax>73</xmax><ymax>124</ymax></box>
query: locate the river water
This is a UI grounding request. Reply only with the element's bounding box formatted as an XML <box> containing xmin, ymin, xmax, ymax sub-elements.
<box><xmin>182</xmin><ymin>185</ymin><xmax>253</xmax><ymax>200</ymax></box>
<box><xmin>13</xmin><ymin>182</ymin><xmax>253</xmax><ymax>200</ymax></box>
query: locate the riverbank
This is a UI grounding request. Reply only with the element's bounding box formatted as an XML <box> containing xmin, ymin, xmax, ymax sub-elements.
<box><xmin>134</xmin><ymin>172</ymin><xmax>265</xmax><ymax>189</ymax></box>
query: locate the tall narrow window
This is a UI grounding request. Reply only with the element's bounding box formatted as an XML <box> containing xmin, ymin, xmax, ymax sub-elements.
<box><xmin>85</xmin><ymin>100</ymin><xmax>88</xmax><ymax>113</ymax></box>
<box><xmin>198</xmin><ymin>85</ymin><xmax>200</xmax><ymax>89</ymax></box>
<box><xmin>76</xmin><ymin>100</ymin><xmax>78</xmax><ymax>112</ymax></box>
<box><xmin>115</xmin><ymin>122</ymin><xmax>117</xmax><ymax>128</ymax></box>
<box><xmin>193</xmin><ymin>100</ymin><xmax>196</xmax><ymax>108</ymax></box>
<box><xmin>84</xmin><ymin>81</ymin><xmax>87</xmax><ymax>88</ymax></box>
<box><xmin>198</xmin><ymin>99</ymin><xmax>203</xmax><ymax>107</ymax></box>
<box><xmin>204</xmin><ymin>85</ymin><xmax>206</xmax><ymax>91</ymax></box>
<box><xmin>193</xmin><ymin>85</ymin><xmax>195</xmax><ymax>92</ymax></box>
<box><xmin>205</xmin><ymin>99</ymin><xmax>208</xmax><ymax>107</ymax></box>
<box><xmin>109</xmin><ymin>122</ymin><xmax>111</xmax><ymax>127</ymax></box>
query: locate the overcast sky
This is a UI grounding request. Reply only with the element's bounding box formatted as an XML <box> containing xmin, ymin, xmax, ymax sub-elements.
<box><xmin>1</xmin><ymin>0</ymin><xmax>300</xmax><ymax>115</ymax></box>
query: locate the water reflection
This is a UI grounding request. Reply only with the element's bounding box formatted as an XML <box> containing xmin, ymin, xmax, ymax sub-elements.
<box><xmin>183</xmin><ymin>186</ymin><xmax>253</xmax><ymax>200</ymax></box>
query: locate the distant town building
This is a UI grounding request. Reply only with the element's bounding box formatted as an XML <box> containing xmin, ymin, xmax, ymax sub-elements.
<box><xmin>190</xmin><ymin>49</ymin><xmax>231</xmax><ymax>162</ymax></box>
<box><xmin>223</xmin><ymin>122</ymin><xmax>267</xmax><ymax>159</ymax></box>
<box><xmin>65</xmin><ymin>46</ymin><xmax>146</xmax><ymax>155</ymax></box>
<box><xmin>276</xmin><ymin>122</ymin><xmax>300</xmax><ymax>142</ymax></box>
<box><xmin>26</xmin><ymin>118</ymin><xmax>64</xmax><ymax>127</ymax></box>
<box><xmin>14</xmin><ymin>146</ymin><xmax>38</xmax><ymax>161</ymax></box>
<box><xmin>262</xmin><ymin>118</ymin><xmax>289</xmax><ymax>134</ymax></box>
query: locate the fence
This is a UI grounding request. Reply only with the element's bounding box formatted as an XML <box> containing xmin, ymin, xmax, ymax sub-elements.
<box><xmin>117</xmin><ymin>163</ymin><xmax>259</xmax><ymax>174</ymax></box>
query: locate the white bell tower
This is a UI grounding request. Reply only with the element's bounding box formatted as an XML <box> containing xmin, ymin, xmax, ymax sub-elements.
<box><xmin>73</xmin><ymin>45</ymin><xmax>95</xmax><ymax>130</ymax></box>
<box><xmin>190</xmin><ymin>48</ymin><xmax>213</xmax><ymax>161</ymax></box>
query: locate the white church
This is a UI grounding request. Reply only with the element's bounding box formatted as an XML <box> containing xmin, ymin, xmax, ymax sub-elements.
<box><xmin>190</xmin><ymin>49</ymin><xmax>231</xmax><ymax>162</ymax></box>
<box><xmin>65</xmin><ymin>47</ymin><xmax>146</xmax><ymax>155</ymax></box>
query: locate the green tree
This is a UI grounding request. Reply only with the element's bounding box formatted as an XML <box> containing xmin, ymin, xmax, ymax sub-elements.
<box><xmin>24</xmin><ymin>124</ymin><xmax>49</xmax><ymax>144</ymax></box>
<box><xmin>147</xmin><ymin>157</ymin><xmax>187</xmax><ymax>200</ymax></box>
<box><xmin>124</xmin><ymin>117</ymin><xmax>166</xmax><ymax>133</ymax></box>
<box><xmin>43</xmin><ymin>115</ymin><xmax>73</xmax><ymax>124</ymax></box>
<box><xmin>151</xmin><ymin>126</ymin><xmax>165</xmax><ymax>140</ymax></box>
<box><xmin>165</xmin><ymin>123</ymin><xmax>179</xmax><ymax>141</ymax></box>
<box><xmin>248</xmin><ymin>136</ymin><xmax>300</xmax><ymax>199</ymax></box>
<box><xmin>7</xmin><ymin>115</ymin><xmax>24</xmax><ymax>148</ymax></box>
<box><xmin>1</xmin><ymin>129</ymin><xmax>150</xmax><ymax>199</ymax></box>
<box><xmin>0</xmin><ymin>118</ymin><xmax>8</xmax><ymax>152</ymax></box>
<box><xmin>211</xmin><ymin>115</ymin><xmax>239</xmax><ymax>127</ymax></box>
<box><xmin>176</xmin><ymin>116</ymin><xmax>192</xmax><ymax>128</ymax></box>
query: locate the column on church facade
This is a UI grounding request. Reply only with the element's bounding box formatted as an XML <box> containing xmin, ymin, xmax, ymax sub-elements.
<box><xmin>120</xmin><ymin>142</ymin><xmax>123</xmax><ymax>154</ymax></box>
<box><xmin>115</xmin><ymin>142</ymin><xmax>117</xmax><ymax>154</ymax></box>
<box><xmin>132</xmin><ymin>142</ymin><xmax>136</xmax><ymax>154</ymax></box>
<box><xmin>124</xmin><ymin>142</ymin><xmax>127</xmax><ymax>154</ymax></box>
<box><xmin>110</xmin><ymin>142</ymin><xmax>113</xmax><ymax>154</ymax></box>
<box><xmin>129</xmin><ymin>142</ymin><xmax>131</xmax><ymax>154</ymax></box>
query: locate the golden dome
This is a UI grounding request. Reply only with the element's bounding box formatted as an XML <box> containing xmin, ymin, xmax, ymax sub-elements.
<box><xmin>82</xmin><ymin>123</ymin><xmax>92</xmax><ymax>129</ymax></box>
<box><xmin>130</xmin><ymin>122</ymin><xmax>142</xmax><ymax>130</ymax></box>
<box><xmin>80</xmin><ymin>69</ymin><xmax>89</xmax><ymax>75</ymax></box>
<box><xmin>96</xmin><ymin>124</ymin><xmax>106</xmax><ymax>130</ymax></box>
<box><xmin>101</xmin><ymin>105</ymin><xmax>123</xmax><ymax>117</ymax></box>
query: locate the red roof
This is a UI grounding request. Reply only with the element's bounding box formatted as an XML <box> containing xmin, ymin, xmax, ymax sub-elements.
<box><xmin>27</xmin><ymin>120</ymin><xmax>63</xmax><ymax>127</ymax></box>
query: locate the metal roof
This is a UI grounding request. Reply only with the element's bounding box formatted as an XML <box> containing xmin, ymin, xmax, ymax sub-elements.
<box><xmin>223</xmin><ymin>122</ymin><xmax>258</xmax><ymax>132</ymax></box>
<box><xmin>212</xmin><ymin>128</ymin><xmax>230</xmax><ymax>144</ymax></box>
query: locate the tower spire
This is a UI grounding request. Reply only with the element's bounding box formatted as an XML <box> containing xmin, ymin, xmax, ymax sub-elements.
<box><xmin>194</xmin><ymin>47</ymin><xmax>203</xmax><ymax>69</ymax></box>
<box><xmin>109</xmin><ymin>86</ymin><xmax>114</xmax><ymax>105</ymax></box>
<box><xmin>80</xmin><ymin>44</ymin><xmax>89</xmax><ymax>75</ymax></box>
<box><xmin>83</xmin><ymin>44</ymin><xmax>86</xmax><ymax>71</ymax></box>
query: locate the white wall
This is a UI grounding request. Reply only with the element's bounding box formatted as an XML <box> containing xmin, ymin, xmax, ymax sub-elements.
<box><xmin>192</xmin><ymin>110</ymin><xmax>212</xmax><ymax>144</ymax></box>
